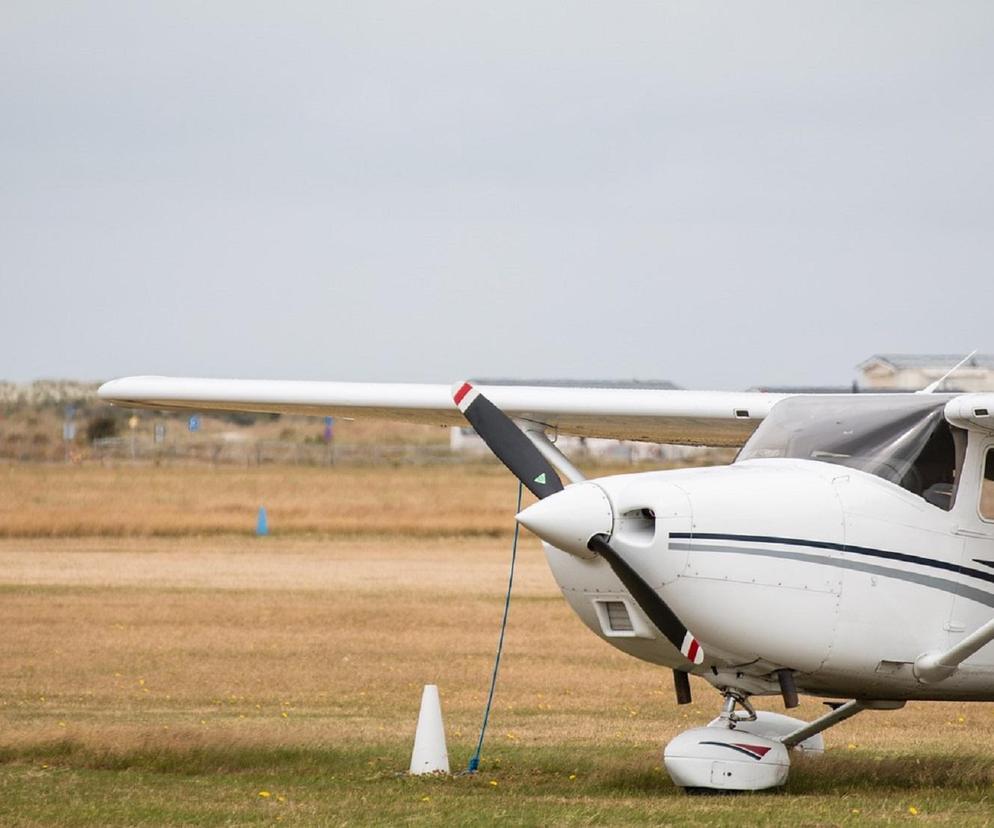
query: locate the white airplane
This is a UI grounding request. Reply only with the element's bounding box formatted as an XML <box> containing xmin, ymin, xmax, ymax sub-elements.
<box><xmin>98</xmin><ymin>372</ymin><xmax>994</xmax><ymax>791</ymax></box>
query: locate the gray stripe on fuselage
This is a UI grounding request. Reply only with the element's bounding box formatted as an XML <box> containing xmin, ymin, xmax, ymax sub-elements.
<box><xmin>669</xmin><ymin>541</ymin><xmax>994</xmax><ymax>610</ymax></box>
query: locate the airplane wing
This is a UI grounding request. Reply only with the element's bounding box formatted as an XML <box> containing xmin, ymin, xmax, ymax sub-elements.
<box><xmin>97</xmin><ymin>376</ymin><xmax>789</xmax><ymax>446</ymax></box>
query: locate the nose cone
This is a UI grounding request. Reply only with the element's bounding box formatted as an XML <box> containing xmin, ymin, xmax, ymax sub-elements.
<box><xmin>516</xmin><ymin>482</ymin><xmax>614</xmax><ymax>557</ymax></box>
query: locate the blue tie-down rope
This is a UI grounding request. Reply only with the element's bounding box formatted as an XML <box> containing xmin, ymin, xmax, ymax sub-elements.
<box><xmin>466</xmin><ymin>481</ymin><xmax>523</xmax><ymax>773</ymax></box>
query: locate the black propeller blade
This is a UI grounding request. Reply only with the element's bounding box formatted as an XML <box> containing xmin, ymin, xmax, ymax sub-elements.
<box><xmin>588</xmin><ymin>534</ymin><xmax>703</xmax><ymax>664</ymax></box>
<box><xmin>452</xmin><ymin>381</ymin><xmax>704</xmax><ymax>665</ymax></box>
<box><xmin>453</xmin><ymin>382</ymin><xmax>564</xmax><ymax>499</ymax></box>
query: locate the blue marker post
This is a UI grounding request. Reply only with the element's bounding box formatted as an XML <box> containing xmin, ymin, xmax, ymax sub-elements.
<box><xmin>324</xmin><ymin>416</ymin><xmax>335</xmax><ymax>466</ymax></box>
<box><xmin>256</xmin><ymin>506</ymin><xmax>269</xmax><ymax>536</ymax></box>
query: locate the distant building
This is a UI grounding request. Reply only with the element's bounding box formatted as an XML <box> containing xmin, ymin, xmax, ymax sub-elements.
<box><xmin>858</xmin><ymin>354</ymin><xmax>994</xmax><ymax>392</ymax></box>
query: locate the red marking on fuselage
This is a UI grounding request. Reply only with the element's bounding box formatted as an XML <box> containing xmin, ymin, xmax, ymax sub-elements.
<box><xmin>453</xmin><ymin>382</ymin><xmax>473</xmax><ymax>405</ymax></box>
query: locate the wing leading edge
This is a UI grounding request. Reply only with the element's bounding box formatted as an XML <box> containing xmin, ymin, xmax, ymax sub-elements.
<box><xmin>97</xmin><ymin>376</ymin><xmax>788</xmax><ymax>446</ymax></box>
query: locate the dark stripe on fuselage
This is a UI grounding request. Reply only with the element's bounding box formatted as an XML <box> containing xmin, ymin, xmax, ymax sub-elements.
<box><xmin>670</xmin><ymin>532</ymin><xmax>994</xmax><ymax>587</ymax></box>
<box><xmin>669</xmin><ymin>540</ymin><xmax>994</xmax><ymax>609</ymax></box>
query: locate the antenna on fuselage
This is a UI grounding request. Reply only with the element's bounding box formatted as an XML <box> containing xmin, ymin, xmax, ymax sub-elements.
<box><xmin>918</xmin><ymin>350</ymin><xmax>979</xmax><ymax>394</ymax></box>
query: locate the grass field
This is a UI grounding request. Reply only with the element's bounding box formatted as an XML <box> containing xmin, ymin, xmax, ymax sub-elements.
<box><xmin>1</xmin><ymin>464</ymin><xmax>994</xmax><ymax>825</ymax></box>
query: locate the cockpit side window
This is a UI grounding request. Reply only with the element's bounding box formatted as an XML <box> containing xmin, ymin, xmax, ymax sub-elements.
<box><xmin>982</xmin><ymin>449</ymin><xmax>994</xmax><ymax>521</ymax></box>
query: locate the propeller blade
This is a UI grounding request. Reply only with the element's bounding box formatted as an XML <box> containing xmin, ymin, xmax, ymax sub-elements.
<box><xmin>588</xmin><ymin>533</ymin><xmax>704</xmax><ymax>665</ymax></box>
<box><xmin>454</xmin><ymin>381</ymin><xmax>704</xmax><ymax>666</ymax></box>
<box><xmin>453</xmin><ymin>382</ymin><xmax>564</xmax><ymax>499</ymax></box>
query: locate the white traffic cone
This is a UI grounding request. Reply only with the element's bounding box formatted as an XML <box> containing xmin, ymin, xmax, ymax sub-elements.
<box><xmin>409</xmin><ymin>684</ymin><xmax>450</xmax><ymax>775</ymax></box>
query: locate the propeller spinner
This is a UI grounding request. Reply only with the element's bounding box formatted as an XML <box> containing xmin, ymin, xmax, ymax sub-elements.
<box><xmin>452</xmin><ymin>381</ymin><xmax>704</xmax><ymax>666</ymax></box>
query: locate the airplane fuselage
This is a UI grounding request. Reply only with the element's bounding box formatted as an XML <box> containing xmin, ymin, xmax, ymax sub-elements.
<box><xmin>544</xmin><ymin>457</ymin><xmax>994</xmax><ymax>701</ymax></box>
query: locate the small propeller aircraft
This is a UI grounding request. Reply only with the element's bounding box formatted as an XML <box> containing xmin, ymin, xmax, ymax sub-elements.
<box><xmin>98</xmin><ymin>370</ymin><xmax>994</xmax><ymax>791</ymax></box>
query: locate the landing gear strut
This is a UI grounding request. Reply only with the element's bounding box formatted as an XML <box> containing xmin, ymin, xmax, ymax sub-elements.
<box><xmin>717</xmin><ymin>689</ymin><xmax>756</xmax><ymax>727</ymax></box>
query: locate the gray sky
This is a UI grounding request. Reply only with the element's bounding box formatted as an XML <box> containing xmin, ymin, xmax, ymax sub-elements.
<box><xmin>2</xmin><ymin>2</ymin><xmax>992</xmax><ymax>389</ymax></box>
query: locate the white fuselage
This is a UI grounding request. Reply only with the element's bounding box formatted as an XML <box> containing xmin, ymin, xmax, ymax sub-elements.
<box><xmin>544</xmin><ymin>454</ymin><xmax>994</xmax><ymax>701</ymax></box>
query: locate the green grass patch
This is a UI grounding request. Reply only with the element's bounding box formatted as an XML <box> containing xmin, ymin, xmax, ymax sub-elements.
<box><xmin>1</xmin><ymin>740</ymin><xmax>993</xmax><ymax>826</ymax></box>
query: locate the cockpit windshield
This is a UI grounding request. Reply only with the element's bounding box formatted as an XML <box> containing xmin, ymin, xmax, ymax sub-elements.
<box><xmin>738</xmin><ymin>395</ymin><xmax>963</xmax><ymax>508</ymax></box>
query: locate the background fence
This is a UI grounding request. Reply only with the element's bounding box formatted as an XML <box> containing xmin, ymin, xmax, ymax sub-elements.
<box><xmin>85</xmin><ymin>437</ymin><xmax>469</xmax><ymax>467</ymax></box>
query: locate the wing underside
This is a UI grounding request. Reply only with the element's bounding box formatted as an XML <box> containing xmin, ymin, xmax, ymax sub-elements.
<box><xmin>97</xmin><ymin>376</ymin><xmax>789</xmax><ymax>446</ymax></box>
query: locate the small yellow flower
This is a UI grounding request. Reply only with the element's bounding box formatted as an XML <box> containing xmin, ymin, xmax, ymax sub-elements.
<box><xmin>489</xmin><ymin>780</ymin><xmax>498</xmax><ymax>787</ymax></box>
<box><xmin>908</xmin><ymin>806</ymin><xmax>919</xmax><ymax>815</ymax></box>
<box><xmin>851</xmin><ymin>808</ymin><xmax>860</xmax><ymax>815</ymax></box>
<box><xmin>276</xmin><ymin>795</ymin><xmax>286</xmax><ymax>803</ymax></box>
<box><xmin>258</xmin><ymin>791</ymin><xmax>271</xmax><ymax>798</ymax></box>
<box><xmin>420</xmin><ymin>796</ymin><xmax>430</xmax><ymax>802</ymax></box>
<box><xmin>281</xmin><ymin>712</ymin><xmax>288</xmax><ymax>718</ymax></box>
<box><xmin>568</xmin><ymin>774</ymin><xmax>576</xmax><ymax>781</ymax></box>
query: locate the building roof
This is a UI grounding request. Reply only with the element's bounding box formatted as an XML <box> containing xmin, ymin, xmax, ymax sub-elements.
<box><xmin>858</xmin><ymin>354</ymin><xmax>994</xmax><ymax>371</ymax></box>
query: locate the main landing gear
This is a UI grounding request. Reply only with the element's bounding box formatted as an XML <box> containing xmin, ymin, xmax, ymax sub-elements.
<box><xmin>662</xmin><ymin>687</ymin><xmax>905</xmax><ymax>792</ymax></box>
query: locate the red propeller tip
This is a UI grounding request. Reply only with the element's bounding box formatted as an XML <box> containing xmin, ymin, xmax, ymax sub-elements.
<box><xmin>453</xmin><ymin>382</ymin><xmax>474</xmax><ymax>406</ymax></box>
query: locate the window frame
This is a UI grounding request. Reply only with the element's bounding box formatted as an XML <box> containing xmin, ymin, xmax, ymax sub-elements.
<box><xmin>980</xmin><ymin>445</ymin><xmax>994</xmax><ymax>523</ymax></box>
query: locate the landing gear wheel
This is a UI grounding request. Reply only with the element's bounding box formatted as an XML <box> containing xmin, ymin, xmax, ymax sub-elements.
<box><xmin>663</xmin><ymin>690</ymin><xmax>790</xmax><ymax>793</ymax></box>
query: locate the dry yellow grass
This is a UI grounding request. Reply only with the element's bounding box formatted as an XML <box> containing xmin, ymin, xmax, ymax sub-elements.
<box><xmin>0</xmin><ymin>533</ymin><xmax>989</xmax><ymax>760</ymax></box>
<box><xmin>0</xmin><ymin>534</ymin><xmax>695</xmax><ymax>751</ymax></box>
<box><xmin>0</xmin><ymin>463</ymin><xmax>528</xmax><ymax>538</ymax></box>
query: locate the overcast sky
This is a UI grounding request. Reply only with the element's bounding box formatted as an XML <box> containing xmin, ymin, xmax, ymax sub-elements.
<box><xmin>2</xmin><ymin>2</ymin><xmax>992</xmax><ymax>389</ymax></box>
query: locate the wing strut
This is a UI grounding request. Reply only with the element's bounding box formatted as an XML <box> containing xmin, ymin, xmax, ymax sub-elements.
<box><xmin>519</xmin><ymin>422</ymin><xmax>586</xmax><ymax>485</ymax></box>
<box><xmin>914</xmin><ymin>616</ymin><xmax>994</xmax><ymax>682</ymax></box>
